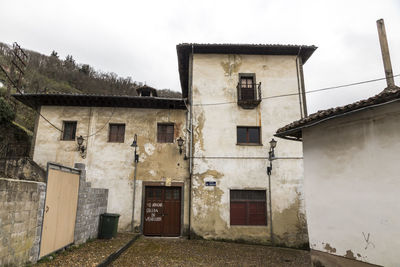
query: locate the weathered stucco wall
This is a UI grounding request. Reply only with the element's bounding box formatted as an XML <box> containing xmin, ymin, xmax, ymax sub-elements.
<box><xmin>303</xmin><ymin>102</ymin><xmax>400</xmax><ymax>266</ymax></box>
<box><xmin>190</xmin><ymin>54</ymin><xmax>307</xmax><ymax>246</ymax></box>
<box><xmin>33</xmin><ymin>106</ymin><xmax>189</xmax><ymax>232</ymax></box>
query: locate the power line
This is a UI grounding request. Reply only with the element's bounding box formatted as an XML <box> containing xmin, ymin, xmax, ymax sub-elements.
<box><xmin>1</xmin><ymin>43</ymin><xmax>115</xmax><ymax>138</ymax></box>
<box><xmin>82</xmin><ymin>107</ymin><xmax>116</xmax><ymax>138</ymax></box>
<box><xmin>193</xmin><ymin>74</ymin><xmax>400</xmax><ymax>106</ymax></box>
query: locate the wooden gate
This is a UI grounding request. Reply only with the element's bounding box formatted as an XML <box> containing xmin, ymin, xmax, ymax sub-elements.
<box><xmin>143</xmin><ymin>186</ymin><xmax>181</xmax><ymax>236</ymax></box>
<box><xmin>39</xmin><ymin>163</ymin><xmax>80</xmax><ymax>258</ymax></box>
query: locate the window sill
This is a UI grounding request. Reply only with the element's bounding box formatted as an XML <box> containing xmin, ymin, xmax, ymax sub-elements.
<box><xmin>236</xmin><ymin>143</ymin><xmax>263</xmax><ymax>146</ymax></box>
<box><xmin>108</xmin><ymin>141</ymin><xmax>125</xmax><ymax>143</ymax></box>
<box><xmin>60</xmin><ymin>139</ymin><xmax>75</xmax><ymax>142</ymax></box>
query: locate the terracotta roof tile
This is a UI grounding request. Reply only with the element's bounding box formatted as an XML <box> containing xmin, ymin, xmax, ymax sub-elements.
<box><xmin>275</xmin><ymin>85</ymin><xmax>400</xmax><ymax>140</ymax></box>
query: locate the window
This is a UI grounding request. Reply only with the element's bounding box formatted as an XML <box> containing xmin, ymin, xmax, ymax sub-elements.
<box><xmin>62</xmin><ymin>121</ymin><xmax>77</xmax><ymax>141</ymax></box>
<box><xmin>230</xmin><ymin>190</ymin><xmax>267</xmax><ymax>226</ymax></box>
<box><xmin>239</xmin><ymin>73</ymin><xmax>255</xmax><ymax>100</ymax></box>
<box><xmin>157</xmin><ymin>123</ymin><xmax>174</xmax><ymax>143</ymax></box>
<box><xmin>109</xmin><ymin>124</ymin><xmax>125</xmax><ymax>143</ymax></box>
<box><xmin>237</xmin><ymin>126</ymin><xmax>261</xmax><ymax>144</ymax></box>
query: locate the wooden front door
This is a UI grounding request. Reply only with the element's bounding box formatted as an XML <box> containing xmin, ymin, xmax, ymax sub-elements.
<box><xmin>144</xmin><ymin>186</ymin><xmax>181</xmax><ymax>236</ymax></box>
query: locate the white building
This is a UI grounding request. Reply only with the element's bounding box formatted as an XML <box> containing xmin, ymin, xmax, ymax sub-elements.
<box><xmin>177</xmin><ymin>43</ymin><xmax>316</xmax><ymax>247</ymax></box>
<box><xmin>276</xmin><ymin>86</ymin><xmax>400</xmax><ymax>266</ymax></box>
<box><xmin>15</xmin><ymin>43</ymin><xmax>317</xmax><ymax>247</ymax></box>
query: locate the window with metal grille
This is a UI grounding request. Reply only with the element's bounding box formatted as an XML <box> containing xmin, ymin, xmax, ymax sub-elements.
<box><xmin>237</xmin><ymin>126</ymin><xmax>261</xmax><ymax>144</ymax></box>
<box><xmin>157</xmin><ymin>123</ymin><xmax>174</xmax><ymax>143</ymax></box>
<box><xmin>62</xmin><ymin>121</ymin><xmax>77</xmax><ymax>141</ymax></box>
<box><xmin>109</xmin><ymin>124</ymin><xmax>125</xmax><ymax>143</ymax></box>
<box><xmin>239</xmin><ymin>74</ymin><xmax>255</xmax><ymax>100</ymax></box>
<box><xmin>230</xmin><ymin>190</ymin><xmax>267</xmax><ymax>226</ymax></box>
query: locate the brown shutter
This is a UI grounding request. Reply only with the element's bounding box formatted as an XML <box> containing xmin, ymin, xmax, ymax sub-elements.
<box><xmin>230</xmin><ymin>202</ymin><xmax>247</xmax><ymax>225</ymax></box>
<box><xmin>117</xmin><ymin>125</ymin><xmax>125</xmax><ymax>142</ymax></box>
<box><xmin>248</xmin><ymin>202</ymin><xmax>266</xmax><ymax>225</ymax></box>
<box><xmin>166</xmin><ymin>125</ymin><xmax>174</xmax><ymax>143</ymax></box>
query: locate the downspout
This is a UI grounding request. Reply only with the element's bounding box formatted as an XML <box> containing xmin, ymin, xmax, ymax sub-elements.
<box><xmin>188</xmin><ymin>44</ymin><xmax>194</xmax><ymax>238</ymax></box>
<box><xmin>299</xmin><ymin>58</ymin><xmax>308</xmax><ymax>117</ymax></box>
<box><xmin>295</xmin><ymin>47</ymin><xmax>304</xmax><ymax>119</ymax></box>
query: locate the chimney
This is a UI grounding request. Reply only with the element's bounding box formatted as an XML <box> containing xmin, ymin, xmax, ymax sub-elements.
<box><xmin>376</xmin><ymin>19</ymin><xmax>398</xmax><ymax>91</ymax></box>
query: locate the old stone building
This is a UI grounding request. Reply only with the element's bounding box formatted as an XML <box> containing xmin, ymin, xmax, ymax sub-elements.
<box><xmin>177</xmin><ymin>44</ymin><xmax>316</xmax><ymax>247</ymax></box>
<box><xmin>15</xmin><ymin>92</ymin><xmax>190</xmax><ymax>235</ymax></box>
<box><xmin>14</xmin><ymin>43</ymin><xmax>316</xmax><ymax>247</ymax></box>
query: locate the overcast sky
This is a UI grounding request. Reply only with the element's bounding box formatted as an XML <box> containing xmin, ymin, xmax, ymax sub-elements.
<box><xmin>1</xmin><ymin>0</ymin><xmax>399</xmax><ymax>113</ymax></box>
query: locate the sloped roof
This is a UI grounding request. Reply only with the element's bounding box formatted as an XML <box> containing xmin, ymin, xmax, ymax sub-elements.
<box><xmin>12</xmin><ymin>93</ymin><xmax>186</xmax><ymax>110</ymax></box>
<box><xmin>275</xmin><ymin>86</ymin><xmax>400</xmax><ymax>140</ymax></box>
<box><xmin>177</xmin><ymin>43</ymin><xmax>317</xmax><ymax>98</ymax></box>
<box><xmin>136</xmin><ymin>85</ymin><xmax>158</xmax><ymax>96</ymax></box>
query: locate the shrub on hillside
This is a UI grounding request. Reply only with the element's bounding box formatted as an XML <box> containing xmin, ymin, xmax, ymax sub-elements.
<box><xmin>0</xmin><ymin>97</ymin><xmax>15</xmax><ymax>123</ymax></box>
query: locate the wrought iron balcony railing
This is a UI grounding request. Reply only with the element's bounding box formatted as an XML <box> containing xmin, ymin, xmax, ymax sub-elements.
<box><xmin>236</xmin><ymin>82</ymin><xmax>262</xmax><ymax>109</ymax></box>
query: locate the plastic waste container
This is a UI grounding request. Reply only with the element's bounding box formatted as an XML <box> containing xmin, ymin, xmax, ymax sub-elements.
<box><xmin>99</xmin><ymin>213</ymin><xmax>120</xmax><ymax>239</ymax></box>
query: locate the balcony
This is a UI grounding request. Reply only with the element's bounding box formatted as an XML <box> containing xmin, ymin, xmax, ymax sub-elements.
<box><xmin>237</xmin><ymin>82</ymin><xmax>262</xmax><ymax>109</ymax></box>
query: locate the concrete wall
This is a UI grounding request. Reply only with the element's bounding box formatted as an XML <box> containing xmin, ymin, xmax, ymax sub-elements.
<box><xmin>33</xmin><ymin>106</ymin><xmax>189</xmax><ymax>232</ymax></box>
<box><xmin>0</xmin><ymin>178</ymin><xmax>46</xmax><ymax>266</ymax></box>
<box><xmin>190</xmin><ymin>54</ymin><xmax>307</xmax><ymax>246</ymax></box>
<box><xmin>303</xmin><ymin>102</ymin><xmax>400</xmax><ymax>266</ymax></box>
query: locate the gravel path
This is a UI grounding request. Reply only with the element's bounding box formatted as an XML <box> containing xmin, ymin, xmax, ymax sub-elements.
<box><xmin>35</xmin><ymin>233</ymin><xmax>136</xmax><ymax>267</ymax></box>
<box><xmin>111</xmin><ymin>237</ymin><xmax>311</xmax><ymax>267</ymax></box>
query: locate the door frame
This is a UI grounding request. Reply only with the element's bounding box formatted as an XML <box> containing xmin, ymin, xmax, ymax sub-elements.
<box><xmin>140</xmin><ymin>181</ymin><xmax>184</xmax><ymax>236</ymax></box>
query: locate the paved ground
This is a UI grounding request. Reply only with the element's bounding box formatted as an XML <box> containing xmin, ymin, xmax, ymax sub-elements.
<box><xmin>35</xmin><ymin>233</ymin><xmax>137</xmax><ymax>267</ymax></box>
<box><xmin>111</xmin><ymin>236</ymin><xmax>311</xmax><ymax>267</ymax></box>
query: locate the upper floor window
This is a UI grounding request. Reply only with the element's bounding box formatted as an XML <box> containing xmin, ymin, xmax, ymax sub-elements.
<box><xmin>62</xmin><ymin>121</ymin><xmax>77</xmax><ymax>141</ymax></box>
<box><xmin>157</xmin><ymin>123</ymin><xmax>174</xmax><ymax>143</ymax></box>
<box><xmin>237</xmin><ymin>73</ymin><xmax>261</xmax><ymax>109</ymax></box>
<box><xmin>237</xmin><ymin>126</ymin><xmax>261</xmax><ymax>145</ymax></box>
<box><xmin>230</xmin><ymin>190</ymin><xmax>267</xmax><ymax>226</ymax></box>
<box><xmin>239</xmin><ymin>74</ymin><xmax>255</xmax><ymax>100</ymax></box>
<box><xmin>109</xmin><ymin>124</ymin><xmax>125</xmax><ymax>143</ymax></box>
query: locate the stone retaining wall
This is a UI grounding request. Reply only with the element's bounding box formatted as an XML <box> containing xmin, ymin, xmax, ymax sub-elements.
<box><xmin>0</xmin><ymin>178</ymin><xmax>46</xmax><ymax>266</ymax></box>
<box><xmin>0</xmin><ymin>162</ymin><xmax>108</xmax><ymax>266</ymax></box>
<box><xmin>0</xmin><ymin>157</ymin><xmax>46</xmax><ymax>182</ymax></box>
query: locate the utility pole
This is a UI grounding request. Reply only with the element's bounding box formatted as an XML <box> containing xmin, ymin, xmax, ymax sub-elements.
<box><xmin>0</xmin><ymin>42</ymin><xmax>28</xmax><ymax>98</ymax></box>
<box><xmin>376</xmin><ymin>19</ymin><xmax>397</xmax><ymax>90</ymax></box>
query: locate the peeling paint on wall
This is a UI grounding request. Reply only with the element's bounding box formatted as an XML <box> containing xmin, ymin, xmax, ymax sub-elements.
<box><xmin>34</xmin><ymin>106</ymin><xmax>189</xmax><ymax>232</ymax></box>
<box><xmin>190</xmin><ymin>53</ymin><xmax>307</xmax><ymax>247</ymax></box>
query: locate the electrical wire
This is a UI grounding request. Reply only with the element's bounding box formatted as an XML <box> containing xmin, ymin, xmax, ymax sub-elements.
<box><xmin>1</xmin><ymin>54</ymin><xmax>115</xmax><ymax>137</ymax></box>
<box><xmin>81</xmin><ymin>107</ymin><xmax>116</xmax><ymax>138</ymax></box>
<box><xmin>3</xmin><ymin>46</ymin><xmax>399</xmax><ymax>135</ymax></box>
<box><xmin>193</xmin><ymin>74</ymin><xmax>400</xmax><ymax>106</ymax></box>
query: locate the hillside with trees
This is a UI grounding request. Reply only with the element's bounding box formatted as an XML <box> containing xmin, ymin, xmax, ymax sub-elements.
<box><xmin>0</xmin><ymin>42</ymin><xmax>181</xmax><ymax>132</ymax></box>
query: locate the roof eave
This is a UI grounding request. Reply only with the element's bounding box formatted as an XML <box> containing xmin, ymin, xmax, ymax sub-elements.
<box><xmin>177</xmin><ymin>43</ymin><xmax>317</xmax><ymax>99</ymax></box>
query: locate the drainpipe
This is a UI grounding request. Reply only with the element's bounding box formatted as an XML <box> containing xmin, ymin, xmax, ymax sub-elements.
<box><xmin>188</xmin><ymin>44</ymin><xmax>194</xmax><ymax>239</ymax></box>
<box><xmin>295</xmin><ymin>46</ymin><xmax>304</xmax><ymax>119</ymax></box>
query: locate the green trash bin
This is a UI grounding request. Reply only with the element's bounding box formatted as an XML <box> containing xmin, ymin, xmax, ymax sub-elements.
<box><xmin>99</xmin><ymin>213</ymin><xmax>120</xmax><ymax>239</ymax></box>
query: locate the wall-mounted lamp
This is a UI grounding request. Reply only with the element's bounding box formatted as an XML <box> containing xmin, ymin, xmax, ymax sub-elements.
<box><xmin>77</xmin><ymin>135</ymin><xmax>86</xmax><ymax>158</ymax></box>
<box><xmin>177</xmin><ymin>137</ymin><xmax>188</xmax><ymax>160</ymax></box>
<box><xmin>131</xmin><ymin>134</ymin><xmax>139</xmax><ymax>163</ymax></box>
<box><xmin>177</xmin><ymin>137</ymin><xmax>184</xmax><ymax>154</ymax></box>
<box><xmin>267</xmin><ymin>138</ymin><xmax>277</xmax><ymax>175</ymax></box>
